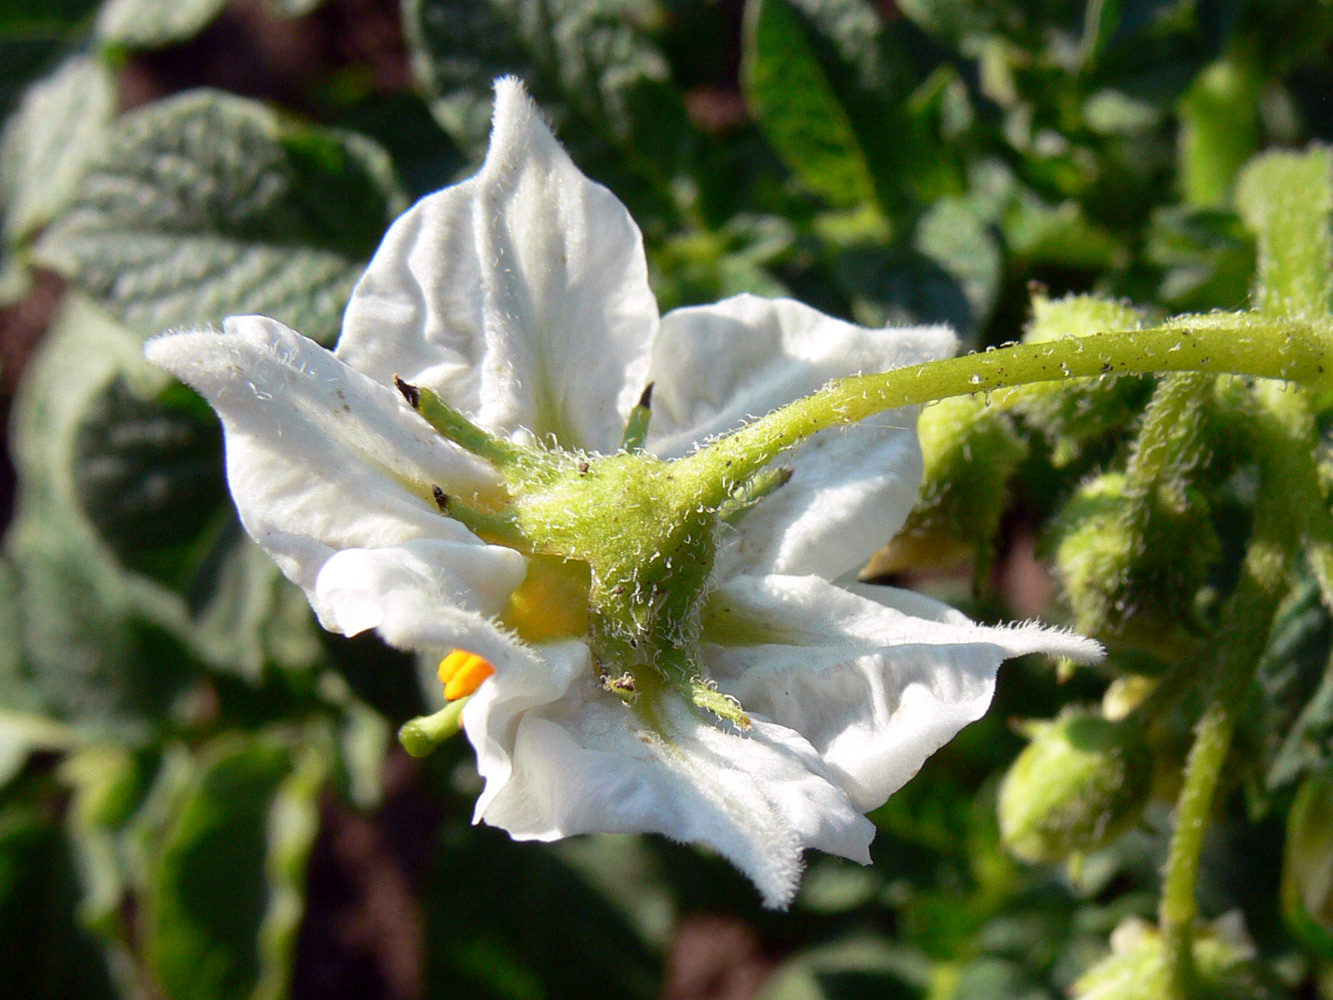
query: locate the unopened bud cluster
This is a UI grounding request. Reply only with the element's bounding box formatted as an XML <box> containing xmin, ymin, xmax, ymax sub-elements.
<box><xmin>1071</xmin><ymin>916</ymin><xmax>1281</xmax><ymax>1000</ymax></box>
<box><xmin>998</xmin><ymin>709</ymin><xmax>1153</xmax><ymax>864</ymax></box>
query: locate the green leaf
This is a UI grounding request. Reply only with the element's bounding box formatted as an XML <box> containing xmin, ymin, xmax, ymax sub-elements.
<box><xmin>1003</xmin><ymin>190</ymin><xmax>1126</xmax><ymax>270</ymax></box>
<box><xmin>913</xmin><ymin>197</ymin><xmax>1001</xmax><ymax>333</ymax></box>
<box><xmin>255</xmin><ymin>747</ymin><xmax>325</xmax><ymax>1000</ymax></box>
<box><xmin>754</xmin><ymin>936</ymin><xmax>925</xmax><ymax>1000</ymax></box>
<box><xmin>0</xmin><ymin>559</ymin><xmax>20</xmax><ymax>711</ymax></box>
<box><xmin>426</xmin><ymin>827</ymin><xmax>661</xmax><ymax>1000</ymax></box>
<box><xmin>894</xmin><ymin>0</ymin><xmax>997</xmax><ymax>44</ymax></box>
<box><xmin>1282</xmin><ymin>772</ymin><xmax>1333</xmax><ymax>958</ymax></box>
<box><xmin>832</xmin><ymin>199</ymin><xmax>999</xmax><ymax>341</ymax></box>
<box><xmin>0</xmin><ymin>803</ymin><xmax>118</xmax><ymax>1000</ymax></box>
<box><xmin>1178</xmin><ymin>54</ymin><xmax>1261</xmax><ymax>210</ymax></box>
<box><xmin>1254</xmin><ymin>578</ymin><xmax>1333</xmax><ymax>796</ymax></box>
<box><xmin>73</xmin><ymin>377</ymin><xmax>226</xmax><ymax>577</ymax></box>
<box><xmin>4</xmin><ymin>293</ymin><xmax>202</xmax><ymax>730</ymax></box>
<box><xmin>742</xmin><ymin>0</ymin><xmax>881</xmax><ymax>209</ymax></box>
<box><xmin>0</xmin><ymin>709</ymin><xmax>79</xmax><ymax>791</ymax></box>
<box><xmin>1145</xmin><ymin>206</ymin><xmax>1255</xmax><ymax>312</ymax></box>
<box><xmin>315</xmin><ymin>672</ymin><xmax>390</xmax><ymax>810</ymax></box>
<box><xmin>145</xmin><ymin>738</ymin><xmax>297</xmax><ymax>1000</ymax></box>
<box><xmin>406</xmin><ymin>0</ymin><xmax>537</xmax><ymax>152</ymax></box>
<box><xmin>266</xmin><ymin>0</ymin><xmax>328</xmax><ymax>15</ymax></box>
<box><xmin>1235</xmin><ymin>145</ymin><xmax>1333</xmax><ymax>319</ymax></box>
<box><xmin>70</xmin><ymin>372</ymin><xmax>321</xmax><ymax>678</ymax></box>
<box><xmin>37</xmin><ymin>90</ymin><xmax>405</xmax><ymax>343</ymax></box>
<box><xmin>0</xmin><ymin>1</ymin><xmax>101</xmax><ymax>109</ymax></box>
<box><xmin>60</xmin><ymin>743</ymin><xmax>150</xmax><ymax>930</ymax></box>
<box><xmin>405</xmin><ymin>0</ymin><xmax>686</xmax><ymax>184</ymax></box>
<box><xmin>94</xmin><ymin>0</ymin><xmax>229</xmax><ymax>49</ymax></box>
<box><xmin>5</xmin><ymin>294</ymin><xmax>318</xmax><ymax>733</ymax></box>
<box><xmin>0</xmin><ymin>53</ymin><xmax>115</xmax><ymax>247</ymax></box>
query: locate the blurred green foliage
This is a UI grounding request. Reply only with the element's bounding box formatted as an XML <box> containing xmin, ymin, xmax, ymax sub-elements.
<box><xmin>3</xmin><ymin>0</ymin><xmax>1333</xmax><ymax>998</ymax></box>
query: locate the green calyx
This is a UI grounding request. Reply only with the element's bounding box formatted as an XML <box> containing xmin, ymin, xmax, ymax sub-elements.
<box><xmin>395</xmin><ymin>376</ymin><xmax>763</xmax><ymax>731</ymax></box>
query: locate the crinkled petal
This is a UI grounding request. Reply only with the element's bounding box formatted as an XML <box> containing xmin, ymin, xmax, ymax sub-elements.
<box><xmin>340</xmin><ymin>77</ymin><xmax>658</xmax><ymax>453</ymax></box>
<box><xmin>144</xmin><ymin>316</ymin><xmax>522</xmax><ymax>630</ymax></box>
<box><xmin>703</xmin><ymin>574</ymin><xmax>1103</xmax><ymax>811</ymax></box>
<box><xmin>463</xmin><ymin>645</ymin><xmax>874</xmax><ymax>908</ymax></box>
<box><xmin>646</xmin><ymin>295</ymin><xmax>956</xmax><ymax>577</ymax></box>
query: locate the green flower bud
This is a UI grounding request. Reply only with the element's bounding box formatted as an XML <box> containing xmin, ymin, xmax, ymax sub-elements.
<box><xmin>871</xmin><ymin>394</ymin><xmax>1026</xmax><ymax>576</ymax></box>
<box><xmin>1005</xmin><ymin>292</ymin><xmax>1154</xmax><ymax>468</ymax></box>
<box><xmin>1102</xmin><ymin>675</ymin><xmax>1156</xmax><ymax>721</ymax></box>
<box><xmin>1072</xmin><ymin>915</ymin><xmax>1283</xmax><ymax>1000</ymax></box>
<box><xmin>1281</xmin><ymin>773</ymin><xmax>1333</xmax><ymax>959</ymax></box>
<box><xmin>998</xmin><ymin>710</ymin><xmax>1152</xmax><ymax>864</ymax></box>
<box><xmin>1048</xmin><ymin>471</ymin><xmax>1219</xmax><ymax>646</ymax></box>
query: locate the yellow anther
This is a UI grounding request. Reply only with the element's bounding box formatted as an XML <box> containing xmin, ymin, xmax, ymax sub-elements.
<box><xmin>438</xmin><ymin>650</ymin><xmax>495</xmax><ymax>701</ymax></box>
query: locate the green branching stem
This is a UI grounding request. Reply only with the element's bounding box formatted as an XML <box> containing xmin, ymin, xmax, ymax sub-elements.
<box><xmin>682</xmin><ymin>315</ymin><xmax>1331</xmax><ymax>503</ymax></box>
<box><xmin>1268</xmin><ymin>393</ymin><xmax>1333</xmax><ymax>613</ymax></box>
<box><xmin>1123</xmin><ymin>373</ymin><xmax>1212</xmax><ymax>501</ymax></box>
<box><xmin>1158</xmin><ymin>386</ymin><xmax>1300</xmax><ymax>999</ymax></box>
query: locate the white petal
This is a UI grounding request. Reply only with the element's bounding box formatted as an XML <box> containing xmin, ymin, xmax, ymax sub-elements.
<box><xmin>145</xmin><ymin>316</ymin><xmax>520</xmax><ymax>627</ymax></box>
<box><xmin>315</xmin><ymin>537</ymin><xmax>525</xmax><ymax>638</ymax></box>
<box><xmin>337</xmin><ymin>178</ymin><xmax>486</xmax><ymax>408</ymax></box>
<box><xmin>646</xmin><ymin>295</ymin><xmax>956</xmax><ymax>577</ymax></box>
<box><xmin>704</xmin><ymin>574</ymin><xmax>1103</xmax><ymax>812</ymax></box>
<box><xmin>464</xmin><ymin>645</ymin><xmax>874</xmax><ymax>909</ymax></box>
<box><xmin>339</xmin><ymin>77</ymin><xmax>658</xmax><ymax>453</ymax></box>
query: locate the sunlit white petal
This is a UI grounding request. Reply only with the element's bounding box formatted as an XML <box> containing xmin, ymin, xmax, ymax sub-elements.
<box><xmin>144</xmin><ymin>315</ymin><xmax>520</xmax><ymax>632</ymax></box>
<box><xmin>647</xmin><ymin>295</ymin><xmax>956</xmax><ymax>577</ymax></box>
<box><xmin>467</xmin><ymin>649</ymin><xmax>874</xmax><ymax>908</ymax></box>
<box><xmin>341</xmin><ymin>77</ymin><xmax>658</xmax><ymax>452</ymax></box>
<box><xmin>704</xmin><ymin>574</ymin><xmax>1102</xmax><ymax>811</ymax></box>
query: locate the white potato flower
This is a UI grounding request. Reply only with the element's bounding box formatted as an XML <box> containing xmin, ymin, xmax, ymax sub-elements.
<box><xmin>147</xmin><ymin>78</ymin><xmax>1099</xmax><ymax>908</ymax></box>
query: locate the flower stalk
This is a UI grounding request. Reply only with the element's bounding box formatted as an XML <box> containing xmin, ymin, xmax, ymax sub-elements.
<box><xmin>688</xmin><ymin>314</ymin><xmax>1332</xmax><ymax>500</ymax></box>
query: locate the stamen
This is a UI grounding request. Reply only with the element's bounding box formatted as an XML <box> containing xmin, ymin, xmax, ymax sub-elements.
<box><xmin>690</xmin><ymin>679</ymin><xmax>752</xmax><ymax>731</ymax></box>
<box><xmin>439</xmin><ymin>650</ymin><xmax>496</xmax><ymax>700</ymax></box>
<box><xmin>430</xmin><ymin>485</ymin><xmax>529</xmax><ymax>547</ymax></box>
<box><xmin>397</xmin><ymin>375</ymin><xmax>543</xmax><ymax>473</ymax></box>
<box><xmin>621</xmin><ymin>382</ymin><xmax>655</xmax><ymax>453</ymax></box>
<box><xmin>718</xmin><ymin>465</ymin><xmax>793</xmax><ymax>525</ymax></box>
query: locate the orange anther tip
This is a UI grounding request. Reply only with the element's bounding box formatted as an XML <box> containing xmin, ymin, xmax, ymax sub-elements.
<box><xmin>438</xmin><ymin>649</ymin><xmax>476</xmax><ymax>684</ymax></box>
<box><xmin>442</xmin><ymin>658</ymin><xmax>495</xmax><ymax>704</ymax></box>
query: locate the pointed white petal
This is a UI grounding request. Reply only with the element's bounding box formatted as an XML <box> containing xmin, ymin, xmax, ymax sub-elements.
<box><xmin>340</xmin><ymin>78</ymin><xmax>658</xmax><ymax>452</ymax></box>
<box><xmin>464</xmin><ymin>645</ymin><xmax>874</xmax><ymax>909</ymax></box>
<box><xmin>647</xmin><ymin>295</ymin><xmax>956</xmax><ymax>577</ymax></box>
<box><xmin>704</xmin><ymin>574</ymin><xmax>1102</xmax><ymax>811</ymax></box>
<box><xmin>145</xmin><ymin>316</ymin><xmax>521</xmax><ymax>630</ymax></box>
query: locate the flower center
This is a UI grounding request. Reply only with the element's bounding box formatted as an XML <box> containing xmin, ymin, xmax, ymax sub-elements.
<box><xmin>395</xmin><ymin>376</ymin><xmax>778</xmax><ymax>731</ymax></box>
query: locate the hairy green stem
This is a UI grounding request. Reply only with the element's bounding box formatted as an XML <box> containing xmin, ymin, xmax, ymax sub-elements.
<box><xmin>1124</xmin><ymin>373</ymin><xmax>1212</xmax><ymax>501</ymax></box>
<box><xmin>1263</xmin><ymin>390</ymin><xmax>1333</xmax><ymax>613</ymax></box>
<box><xmin>683</xmin><ymin>314</ymin><xmax>1330</xmax><ymax>501</ymax></box>
<box><xmin>1158</xmin><ymin>387</ymin><xmax>1299</xmax><ymax>998</ymax></box>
